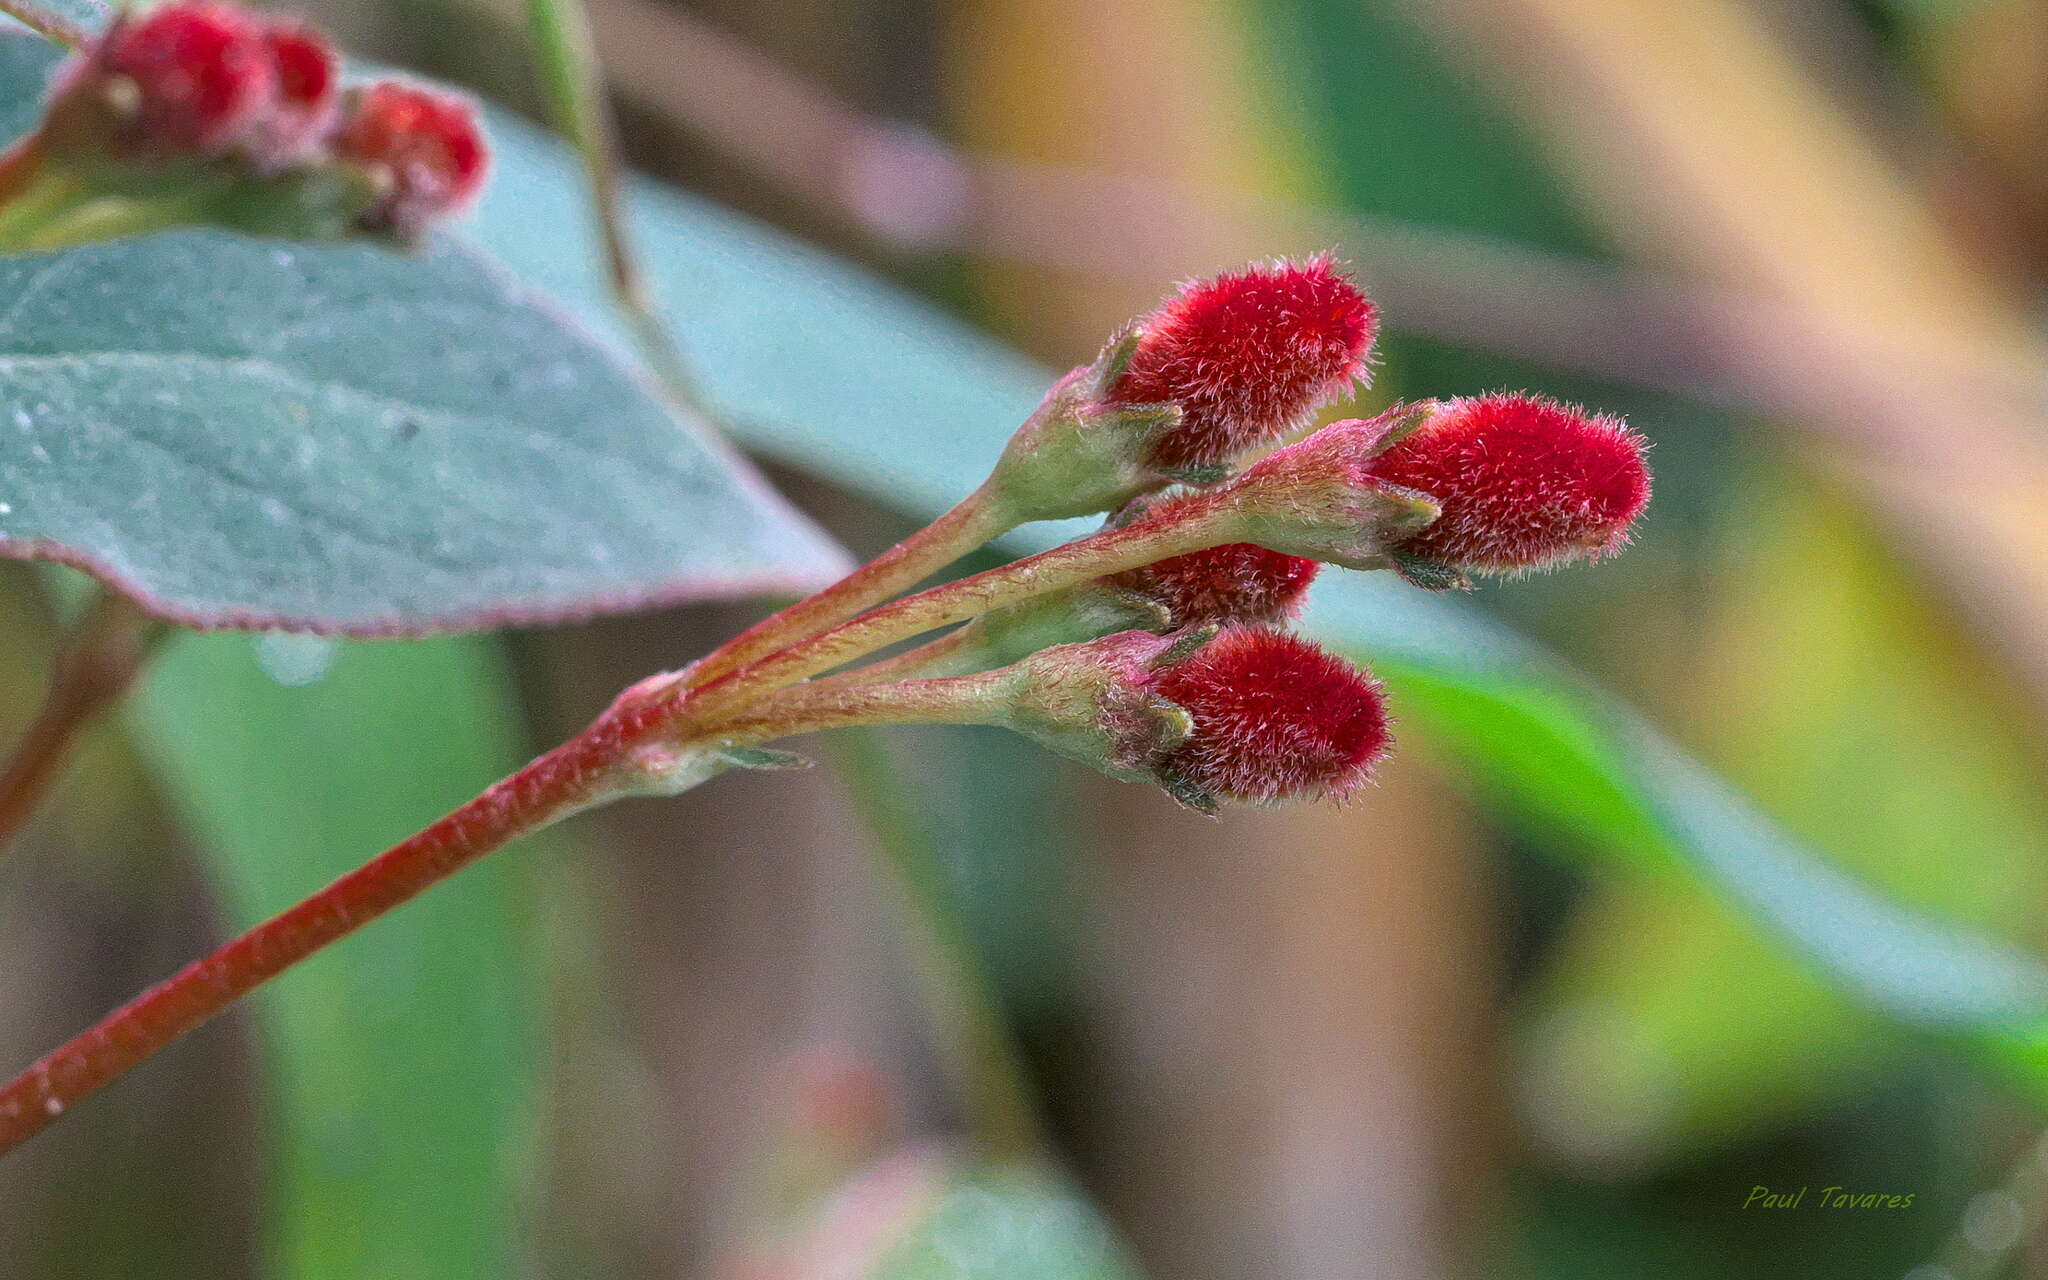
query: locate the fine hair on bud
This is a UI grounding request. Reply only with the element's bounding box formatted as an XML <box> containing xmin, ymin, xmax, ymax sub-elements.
<box><xmin>1108</xmin><ymin>255</ymin><xmax>1377</xmax><ymax>472</ymax></box>
<box><xmin>246</xmin><ymin>20</ymin><xmax>340</xmax><ymax>166</ymax></box>
<box><xmin>1366</xmin><ymin>392</ymin><xmax>1650</xmax><ymax>576</ymax></box>
<box><xmin>1114</xmin><ymin>494</ymin><xmax>1320</xmax><ymax>627</ymax></box>
<box><xmin>333</xmin><ymin>81</ymin><xmax>490</xmax><ymax>238</ymax></box>
<box><xmin>1152</xmin><ymin>627</ymin><xmax>1389</xmax><ymax>805</ymax></box>
<box><xmin>76</xmin><ymin>2</ymin><xmax>278</xmax><ymax>154</ymax></box>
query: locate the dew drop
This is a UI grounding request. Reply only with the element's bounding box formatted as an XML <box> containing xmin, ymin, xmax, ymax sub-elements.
<box><xmin>255</xmin><ymin>633</ymin><xmax>339</xmax><ymax>687</ymax></box>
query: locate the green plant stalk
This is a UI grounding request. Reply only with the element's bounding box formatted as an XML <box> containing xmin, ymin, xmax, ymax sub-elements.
<box><xmin>811</xmin><ymin>625</ymin><xmax>989</xmax><ymax>688</ymax></box>
<box><xmin>810</xmin><ymin>581</ymin><xmax>1171</xmax><ymax>691</ymax></box>
<box><xmin>515</xmin><ymin>0</ymin><xmax>1032</xmax><ymax>703</ymax></box>
<box><xmin>0</xmin><ymin>589</ymin><xmax>164</xmax><ymax>861</ymax></box>
<box><xmin>824</xmin><ymin>728</ymin><xmax>1049</xmax><ymax>1161</ymax></box>
<box><xmin>0</xmin><ymin>164</ymin><xmax>91</xmax><ymax>248</ymax></box>
<box><xmin>0</xmin><ymin>186</ymin><xmax>221</xmax><ymax>252</ymax></box>
<box><xmin>522</xmin><ymin>0</ymin><xmax>705</xmax><ymax>416</ymax></box>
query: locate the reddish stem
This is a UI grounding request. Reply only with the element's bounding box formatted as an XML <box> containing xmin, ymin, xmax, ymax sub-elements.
<box><xmin>0</xmin><ymin>696</ymin><xmax>664</xmax><ymax>1154</ymax></box>
<box><xmin>0</xmin><ymin>138</ymin><xmax>43</xmax><ymax>208</ymax></box>
<box><xmin>0</xmin><ymin>497</ymin><xmax>1231</xmax><ymax>1152</ymax></box>
<box><xmin>0</xmin><ymin>592</ymin><xmax>163</xmax><ymax>860</ymax></box>
<box><xmin>0</xmin><ymin>665</ymin><xmax>1003</xmax><ymax>1153</ymax></box>
<box><xmin>674</xmin><ymin>497</ymin><xmax>1227</xmax><ymax>723</ymax></box>
<box><xmin>677</xmin><ymin>485</ymin><xmax>1010</xmax><ymax>690</ymax></box>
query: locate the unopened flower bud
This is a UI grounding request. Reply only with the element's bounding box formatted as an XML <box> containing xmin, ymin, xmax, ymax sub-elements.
<box><xmin>995</xmin><ymin>630</ymin><xmax>1202</xmax><ymax>786</ymax></box>
<box><xmin>1364</xmin><ymin>393</ymin><xmax>1650</xmax><ymax>582</ymax></box>
<box><xmin>980</xmin><ymin>332</ymin><xmax>1185</xmax><ymax>522</ymax></box>
<box><xmin>977</xmin><ymin>257</ymin><xmax>1376</xmax><ymax>525</ymax></box>
<box><xmin>332</xmin><ymin>80</ymin><xmax>489</xmax><ymax>240</ymax></box>
<box><xmin>245</xmin><ymin>20</ymin><xmax>340</xmax><ymax>168</ymax></box>
<box><xmin>1111</xmin><ymin>492</ymin><xmax>1321</xmax><ymax>627</ymax></box>
<box><xmin>49</xmin><ymin>2</ymin><xmax>277</xmax><ymax>157</ymax></box>
<box><xmin>991</xmin><ymin>626</ymin><xmax>1389</xmax><ymax>810</ymax></box>
<box><xmin>1149</xmin><ymin>626</ymin><xmax>1389</xmax><ymax>808</ymax></box>
<box><xmin>1183</xmin><ymin>405</ymin><xmax>1443</xmax><ymax>571</ymax></box>
<box><xmin>1108</xmin><ymin>255</ymin><xmax>1377</xmax><ymax>475</ymax></box>
<box><xmin>0</xmin><ymin>6</ymin><xmax>424</xmax><ymax>252</ymax></box>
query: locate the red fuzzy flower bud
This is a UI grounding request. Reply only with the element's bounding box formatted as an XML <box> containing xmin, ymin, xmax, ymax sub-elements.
<box><xmin>332</xmin><ymin>81</ymin><xmax>489</xmax><ymax>238</ymax></box>
<box><xmin>1114</xmin><ymin>493</ymin><xmax>1321</xmax><ymax>626</ymax></box>
<box><xmin>1365</xmin><ymin>393</ymin><xmax>1650</xmax><ymax>578</ymax></box>
<box><xmin>1107</xmin><ymin>255</ymin><xmax>1377</xmax><ymax>473</ymax></box>
<box><xmin>245</xmin><ymin>20</ymin><xmax>339</xmax><ymax>167</ymax></box>
<box><xmin>70</xmin><ymin>2</ymin><xmax>277</xmax><ymax>155</ymax></box>
<box><xmin>1150</xmin><ymin>627</ymin><xmax>1389</xmax><ymax>806</ymax></box>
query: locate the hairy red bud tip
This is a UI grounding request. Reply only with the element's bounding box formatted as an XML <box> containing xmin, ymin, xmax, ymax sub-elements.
<box><xmin>79</xmin><ymin>3</ymin><xmax>277</xmax><ymax>154</ymax></box>
<box><xmin>246</xmin><ymin>21</ymin><xmax>339</xmax><ymax>166</ymax></box>
<box><xmin>1152</xmin><ymin>627</ymin><xmax>1389</xmax><ymax>805</ymax></box>
<box><xmin>1367</xmin><ymin>393</ymin><xmax>1650</xmax><ymax>576</ymax></box>
<box><xmin>333</xmin><ymin>81</ymin><xmax>490</xmax><ymax>237</ymax></box>
<box><xmin>1110</xmin><ymin>255</ymin><xmax>1377</xmax><ymax>471</ymax></box>
<box><xmin>1118</xmin><ymin>540</ymin><xmax>1320</xmax><ymax>628</ymax></box>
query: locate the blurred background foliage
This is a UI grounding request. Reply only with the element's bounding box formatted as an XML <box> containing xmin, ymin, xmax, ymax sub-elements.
<box><xmin>2</xmin><ymin>0</ymin><xmax>2046</xmax><ymax>1276</ymax></box>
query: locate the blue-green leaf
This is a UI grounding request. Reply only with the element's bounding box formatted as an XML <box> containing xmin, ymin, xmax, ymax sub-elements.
<box><xmin>0</xmin><ymin>34</ymin><xmax>845</xmax><ymax>634</ymax></box>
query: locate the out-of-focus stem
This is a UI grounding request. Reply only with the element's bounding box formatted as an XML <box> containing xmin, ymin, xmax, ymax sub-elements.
<box><xmin>519</xmin><ymin>0</ymin><xmax>1034</xmax><ymax>701</ymax></box>
<box><xmin>0</xmin><ymin>590</ymin><xmax>164</xmax><ymax>861</ymax></box>
<box><xmin>0</xmin><ymin>0</ymin><xmax>90</xmax><ymax>47</ymax></box>
<box><xmin>826</xmin><ymin>729</ymin><xmax>1047</xmax><ymax>1161</ymax></box>
<box><xmin>522</xmin><ymin>0</ymin><xmax>705</xmax><ymax>414</ymax></box>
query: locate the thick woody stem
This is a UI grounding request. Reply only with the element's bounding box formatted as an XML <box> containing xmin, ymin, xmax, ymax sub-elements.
<box><xmin>0</xmin><ymin>591</ymin><xmax>164</xmax><ymax>861</ymax></box>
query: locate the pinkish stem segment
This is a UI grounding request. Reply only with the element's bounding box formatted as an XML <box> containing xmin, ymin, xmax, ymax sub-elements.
<box><xmin>0</xmin><ymin>695</ymin><xmax>668</xmax><ymax>1153</ymax></box>
<box><xmin>0</xmin><ymin>500</ymin><xmax>1230</xmax><ymax>1155</ymax></box>
<box><xmin>676</xmin><ymin>483</ymin><xmax>1013</xmax><ymax>690</ymax></box>
<box><xmin>670</xmin><ymin>498</ymin><xmax>1229</xmax><ymax>723</ymax></box>
<box><xmin>0</xmin><ymin>592</ymin><xmax>164</xmax><ymax>861</ymax></box>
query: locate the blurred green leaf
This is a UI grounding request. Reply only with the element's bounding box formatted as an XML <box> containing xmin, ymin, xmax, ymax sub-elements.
<box><xmin>126</xmin><ymin>631</ymin><xmax>548</xmax><ymax>1278</ymax></box>
<box><xmin>1524</xmin><ymin>480</ymin><xmax>2048</xmax><ymax>1161</ymax></box>
<box><xmin>874</xmin><ymin>1162</ymin><xmax>1143</xmax><ymax>1280</ymax></box>
<box><xmin>0</xmin><ymin>34</ymin><xmax>844</xmax><ymax>635</ymax></box>
<box><xmin>1242</xmin><ymin>0</ymin><xmax>2048</xmax><ymax>1141</ymax></box>
<box><xmin>734</xmin><ymin>1149</ymin><xmax>1142</xmax><ymax>1280</ymax></box>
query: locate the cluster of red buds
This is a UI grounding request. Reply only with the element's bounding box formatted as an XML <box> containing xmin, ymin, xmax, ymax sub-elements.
<box><xmin>0</xmin><ymin>2</ymin><xmax>487</xmax><ymax>251</ymax></box>
<box><xmin>709</xmin><ymin>258</ymin><xmax>1651</xmax><ymax>811</ymax></box>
